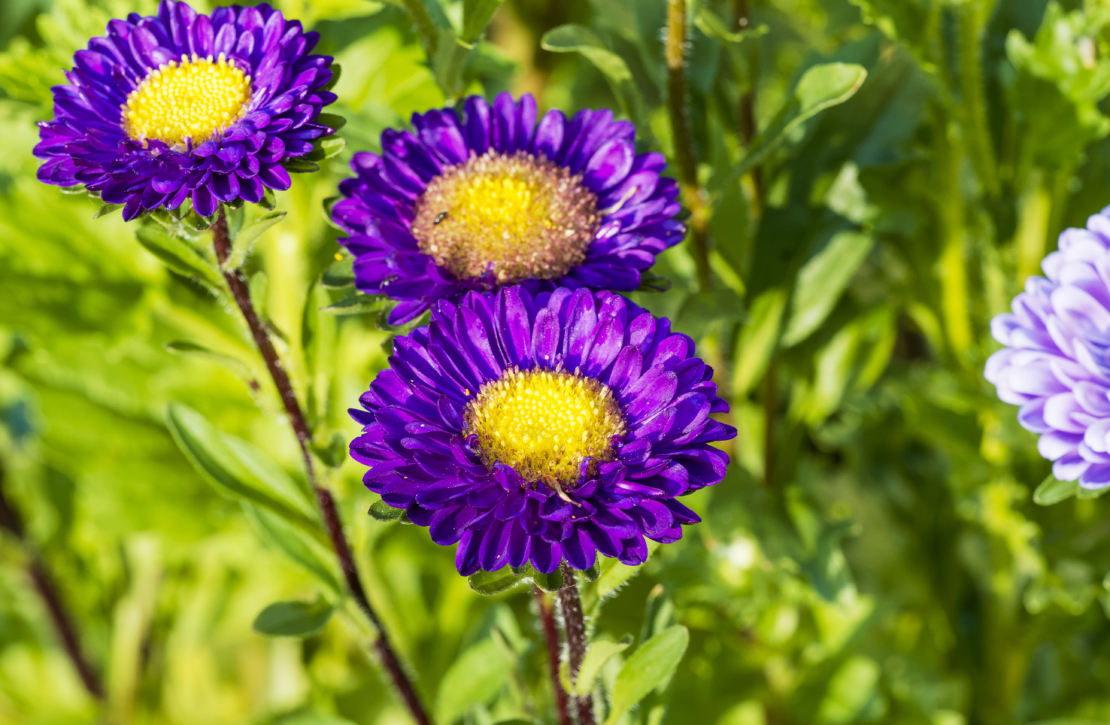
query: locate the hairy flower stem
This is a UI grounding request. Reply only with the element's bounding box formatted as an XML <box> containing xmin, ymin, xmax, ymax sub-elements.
<box><xmin>558</xmin><ymin>564</ymin><xmax>595</xmax><ymax>725</ymax></box>
<box><xmin>211</xmin><ymin>209</ymin><xmax>432</xmax><ymax>725</ymax></box>
<box><xmin>665</xmin><ymin>0</ymin><xmax>711</xmax><ymax>292</ymax></box>
<box><xmin>535</xmin><ymin>586</ymin><xmax>572</xmax><ymax>725</ymax></box>
<box><xmin>0</xmin><ymin>469</ymin><xmax>105</xmax><ymax>701</ymax></box>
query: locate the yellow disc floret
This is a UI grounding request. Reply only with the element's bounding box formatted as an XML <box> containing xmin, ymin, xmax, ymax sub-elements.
<box><xmin>411</xmin><ymin>151</ymin><xmax>600</xmax><ymax>284</ymax></box>
<box><xmin>122</xmin><ymin>53</ymin><xmax>251</xmax><ymax>148</ymax></box>
<box><xmin>464</xmin><ymin>367</ymin><xmax>627</xmax><ymax>488</ymax></box>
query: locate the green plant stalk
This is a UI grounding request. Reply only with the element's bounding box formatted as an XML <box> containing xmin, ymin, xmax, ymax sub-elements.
<box><xmin>0</xmin><ymin>467</ymin><xmax>105</xmax><ymax>702</ymax></box>
<box><xmin>211</xmin><ymin>210</ymin><xmax>433</xmax><ymax>725</ymax></box>
<box><xmin>955</xmin><ymin>2</ymin><xmax>999</xmax><ymax>199</ymax></box>
<box><xmin>665</xmin><ymin>0</ymin><xmax>712</xmax><ymax>291</ymax></box>
<box><xmin>934</xmin><ymin>115</ymin><xmax>973</xmax><ymax>362</ymax></box>
<box><xmin>400</xmin><ymin>0</ymin><xmax>440</xmax><ymax>59</ymax></box>
<box><xmin>558</xmin><ymin>564</ymin><xmax>595</xmax><ymax>725</ymax></box>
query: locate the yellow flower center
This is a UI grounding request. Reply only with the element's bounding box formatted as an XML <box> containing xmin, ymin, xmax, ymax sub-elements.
<box><xmin>411</xmin><ymin>151</ymin><xmax>600</xmax><ymax>284</ymax></box>
<box><xmin>122</xmin><ymin>53</ymin><xmax>252</xmax><ymax>148</ymax></box>
<box><xmin>464</xmin><ymin>367</ymin><xmax>626</xmax><ymax>488</ymax></box>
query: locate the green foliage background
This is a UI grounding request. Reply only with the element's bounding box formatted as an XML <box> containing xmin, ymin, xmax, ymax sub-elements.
<box><xmin>4</xmin><ymin>0</ymin><xmax>1110</xmax><ymax>724</ymax></box>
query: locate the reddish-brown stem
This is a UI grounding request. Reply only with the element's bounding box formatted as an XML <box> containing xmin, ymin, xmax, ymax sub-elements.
<box><xmin>557</xmin><ymin>564</ymin><xmax>594</xmax><ymax>725</ymax></box>
<box><xmin>535</xmin><ymin>586</ymin><xmax>572</xmax><ymax>725</ymax></box>
<box><xmin>0</xmin><ymin>471</ymin><xmax>105</xmax><ymax>701</ymax></box>
<box><xmin>665</xmin><ymin>0</ymin><xmax>712</xmax><ymax>292</ymax></box>
<box><xmin>211</xmin><ymin>209</ymin><xmax>431</xmax><ymax>725</ymax></box>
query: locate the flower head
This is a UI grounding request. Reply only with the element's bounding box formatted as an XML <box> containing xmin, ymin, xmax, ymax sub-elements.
<box><xmin>349</xmin><ymin>286</ymin><xmax>735</xmax><ymax>575</ymax></box>
<box><xmin>987</xmin><ymin>206</ymin><xmax>1110</xmax><ymax>489</ymax></box>
<box><xmin>35</xmin><ymin>0</ymin><xmax>337</xmax><ymax>221</ymax></box>
<box><xmin>332</xmin><ymin>93</ymin><xmax>684</xmax><ymax>325</ymax></box>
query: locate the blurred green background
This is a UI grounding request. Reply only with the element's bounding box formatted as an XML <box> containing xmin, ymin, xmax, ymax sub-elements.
<box><xmin>5</xmin><ymin>0</ymin><xmax>1110</xmax><ymax>723</ymax></box>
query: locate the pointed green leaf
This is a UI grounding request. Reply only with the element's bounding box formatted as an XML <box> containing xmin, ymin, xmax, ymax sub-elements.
<box><xmin>462</xmin><ymin>0</ymin><xmax>505</xmax><ymax>41</ymax></box>
<box><xmin>165</xmin><ymin>403</ymin><xmax>326</xmax><ymax>544</ymax></box>
<box><xmin>322</xmin><ymin>256</ymin><xmax>355</xmax><ymax>289</ymax></box>
<box><xmin>782</xmin><ymin>231</ymin><xmax>875</xmax><ymax>346</ymax></box>
<box><xmin>322</xmin><ymin>289</ymin><xmax>389</xmax><ymax>315</ymax></box>
<box><xmin>369</xmin><ymin>499</ymin><xmax>404</xmax><ymax>522</ymax></box>
<box><xmin>244</xmin><ymin>504</ymin><xmax>343</xmax><ymax>594</ymax></box>
<box><xmin>253</xmin><ymin>598</ymin><xmax>335</xmax><ymax>637</ymax></box>
<box><xmin>94</xmin><ymin>203</ymin><xmax>122</xmax><ymax>218</ymax></box>
<box><xmin>603</xmin><ymin>626</ymin><xmax>689</xmax><ymax>725</ymax></box>
<box><xmin>135</xmin><ymin>223</ymin><xmax>223</xmax><ymax>288</ymax></box>
<box><xmin>732</xmin><ymin>287</ymin><xmax>788</xmax><ymax>396</ymax></box>
<box><xmin>541</xmin><ymin>25</ymin><xmax>655</xmax><ymax>147</ymax></box>
<box><xmin>225</xmin><ymin>211</ymin><xmax>286</xmax><ymax>270</ymax></box>
<box><xmin>574</xmin><ymin>635</ymin><xmax>633</xmax><ymax>697</ymax></box>
<box><xmin>316</xmin><ymin>112</ymin><xmax>348</xmax><ymax>132</ymax></box>
<box><xmin>720</xmin><ymin>63</ymin><xmax>867</xmax><ymax>192</ymax></box>
<box><xmin>1034</xmin><ymin>474</ymin><xmax>1079</xmax><ymax>505</ymax></box>
<box><xmin>469</xmin><ymin>568</ymin><xmax>529</xmax><ymax>596</ymax></box>
<box><xmin>532</xmin><ymin>568</ymin><xmax>564</xmax><ymax>592</ymax></box>
<box><xmin>436</xmin><ymin>638</ymin><xmax>513</xmax><ymax>724</ymax></box>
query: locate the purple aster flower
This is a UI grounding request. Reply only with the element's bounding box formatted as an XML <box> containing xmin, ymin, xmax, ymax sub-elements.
<box><xmin>34</xmin><ymin>0</ymin><xmax>337</xmax><ymax>222</ymax></box>
<box><xmin>331</xmin><ymin>92</ymin><xmax>685</xmax><ymax>325</ymax></box>
<box><xmin>349</xmin><ymin>285</ymin><xmax>735</xmax><ymax>575</ymax></box>
<box><xmin>986</xmin><ymin>206</ymin><xmax>1110</xmax><ymax>489</ymax></box>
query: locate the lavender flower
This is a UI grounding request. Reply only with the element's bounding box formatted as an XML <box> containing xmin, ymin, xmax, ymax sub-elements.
<box><xmin>987</xmin><ymin>206</ymin><xmax>1110</xmax><ymax>488</ymax></box>
<box><xmin>350</xmin><ymin>286</ymin><xmax>735</xmax><ymax>575</ymax></box>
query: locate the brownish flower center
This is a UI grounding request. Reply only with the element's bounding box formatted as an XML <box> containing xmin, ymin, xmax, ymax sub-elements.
<box><xmin>411</xmin><ymin>151</ymin><xmax>600</xmax><ymax>284</ymax></box>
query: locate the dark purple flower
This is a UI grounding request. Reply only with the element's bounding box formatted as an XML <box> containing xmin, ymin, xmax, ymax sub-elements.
<box><xmin>987</xmin><ymin>206</ymin><xmax>1110</xmax><ymax>489</ymax></box>
<box><xmin>34</xmin><ymin>0</ymin><xmax>337</xmax><ymax>221</ymax></box>
<box><xmin>349</xmin><ymin>286</ymin><xmax>735</xmax><ymax>575</ymax></box>
<box><xmin>332</xmin><ymin>92</ymin><xmax>685</xmax><ymax>325</ymax></box>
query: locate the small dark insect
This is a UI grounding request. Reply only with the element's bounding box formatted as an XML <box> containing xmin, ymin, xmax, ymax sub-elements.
<box><xmin>434</xmin><ymin>211</ymin><xmax>449</xmax><ymax>225</ymax></box>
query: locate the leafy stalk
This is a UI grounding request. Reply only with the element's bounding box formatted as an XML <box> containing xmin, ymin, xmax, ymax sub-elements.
<box><xmin>210</xmin><ymin>210</ymin><xmax>432</xmax><ymax>725</ymax></box>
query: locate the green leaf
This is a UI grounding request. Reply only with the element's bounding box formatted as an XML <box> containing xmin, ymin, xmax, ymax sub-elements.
<box><xmin>462</xmin><ymin>0</ymin><xmax>504</xmax><ymax>41</ymax></box>
<box><xmin>694</xmin><ymin>6</ymin><xmax>767</xmax><ymax>44</ymax></box>
<box><xmin>322</xmin><ymin>289</ymin><xmax>389</xmax><ymax>315</ymax></box>
<box><xmin>604</xmin><ymin>626</ymin><xmax>690</xmax><ymax>725</ymax></box>
<box><xmin>541</xmin><ymin>25</ymin><xmax>655</xmax><ymax>147</ymax></box>
<box><xmin>244</xmin><ymin>504</ymin><xmax>343</xmax><ymax>594</ymax></box>
<box><xmin>436</xmin><ymin>638</ymin><xmax>513</xmax><ymax>724</ymax></box>
<box><xmin>719</xmin><ymin>63</ymin><xmax>867</xmax><ymax>193</ymax></box>
<box><xmin>322</xmin><ymin>63</ymin><xmax>342</xmax><ymax>91</ymax></box>
<box><xmin>165</xmin><ymin>403</ymin><xmax>326</xmax><ymax>544</ymax></box>
<box><xmin>782</xmin><ymin>231</ymin><xmax>875</xmax><ymax>346</ymax></box>
<box><xmin>94</xmin><ymin>202</ymin><xmax>122</xmax><ymax>219</ymax></box>
<box><xmin>369</xmin><ymin>499</ymin><xmax>404</xmax><ymax>522</ymax></box>
<box><xmin>253</xmin><ymin>598</ymin><xmax>335</xmax><ymax>637</ymax></box>
<box><xmin>1032</xmin><ymin>474</ymin><xmax>1078</xmax><ymax>506</ymax></box>
<box><xmin>284</xmin><ymin>158</ymin><xmax>321</xmax><ymax>174</ymax></box>
<box><xmin>431</xmin><ymin>29</ymin><xmax>475</xmax><ymax>98</ymax></box>
<box><xmin>637</xmin><ymin>269</ymin><xmax>672</xmax><ymax>293</ymax></box>
<box><xmin>321</xmin><ymin>256</ymin><xmax>355</xmax><ymax>289</ymax></box>
<box><xmin>1076</xmin><ymin>483</ymin><xmax>1110</xmax><ymax>500</ymax></box>
<box><xmin>135</xmin><ymin>223</ymin><xmax>223</xmax><ymax>288</ymax></box>
<box><xmin>261</xmin><ymin>187</ymin><xmax>277</xmax><ymax>211</ymax></box>
<box><xmin>316</xmin><ymin>112</ymin><xmax>348</xmax><ymax>132</ymax></box>
<box><xmin>532</xmin><ymin>568</ymin><xmax>564</xmax><ymax>592</ymax></box>
<box><xmin>224</xmin><ymin>211</ymin><xmax>286</xmax><ymax>270</ymax></box>
<box><xmin>574</xmin><ymin>635</ymin><xmax>632</xmax><ymax>697</ymax></box>
<box><xmin>732</xmin><ymin>287</ymin><xmax>788</xmax><ymax>396</ymax></box>
<box><xmin>306</xmin><ymin>136</ymin><xmax>347</xmax><ymax>162</ymax></box>
<box><xmin>468</xmin><ymin>568</ymin><xmax>529</xmax><ymax>596</ymax></box>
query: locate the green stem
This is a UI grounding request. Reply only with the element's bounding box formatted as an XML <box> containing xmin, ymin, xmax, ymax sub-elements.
<box><xmin>665</xmin><ymin>0</ymin><xmax>712</xmax><ymax>291</ymax></box>
<box><xmin>956</xmin><ymin>2</ymin><xmax>998</xmax><ymax>198</ymax></box>
<box><xmin>400</xmin><ymin>0</ymin><xmax>440</xmax><ymax>59</ymax></box>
